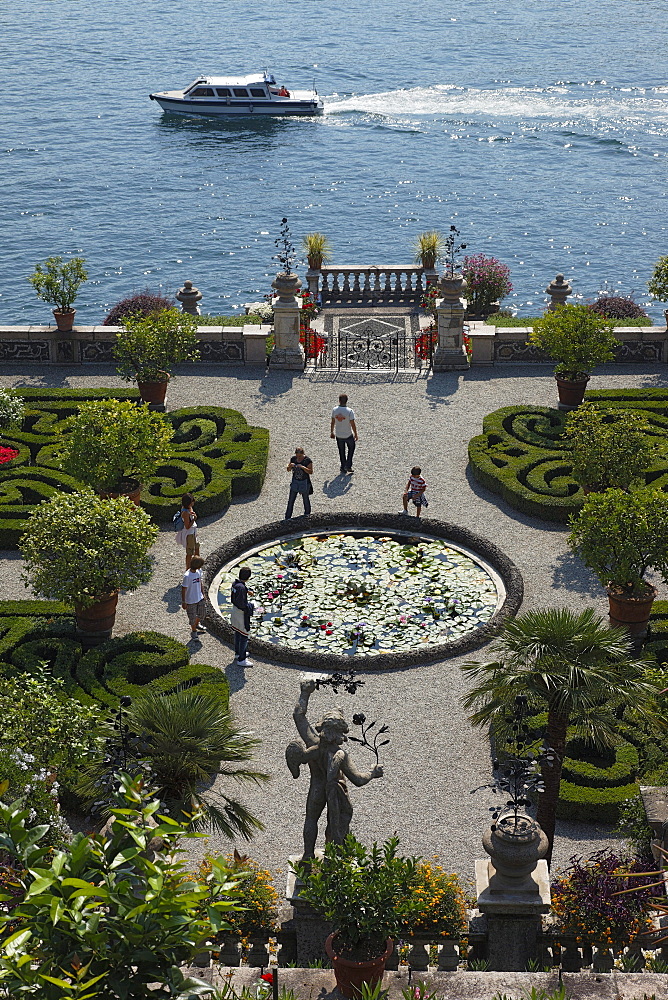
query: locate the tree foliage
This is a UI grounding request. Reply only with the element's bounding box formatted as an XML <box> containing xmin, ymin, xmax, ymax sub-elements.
<box><xmin>59</xmin><ymin>399</ymin><xmax>174</xmax><ymax>492</ymax></box>
<box><xmin>0</xmin><ymin>775</ymin><xmax>243</xmax><ymax>999</ymax></box>
<box><xmin>564</xmin><ymin>403</ymin><xmax>657</xmax><ymax>490</ymax></box>
<box><xmin>113</xmin><ymin>307</ymin><xmax>200</xmax><ymax>383</ymax></box>
<box><xmin>20</xmin><ymin>490</ymin><xmax>157</xmax><ymax>607</ymax></box>
<box><xmin>27</xmin><ymin>256</ymin><xmax>88</xmax><ymax>313</ymax></box>
<box><xmin>529</xmin><ymin>304</ymin><xmax>617</xmax><ymax>379</ymax></box>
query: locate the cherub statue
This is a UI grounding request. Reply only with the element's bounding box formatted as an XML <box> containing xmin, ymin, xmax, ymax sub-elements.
<box><xmin>286</xmin><ymin>677</ymin><xmax>383</xmax><ymax>860</ymax></box>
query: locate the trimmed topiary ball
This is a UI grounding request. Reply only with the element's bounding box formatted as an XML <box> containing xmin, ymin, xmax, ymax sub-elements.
<box><xmin>103</xmin><ymin>288</ymin><xmax>175</xmax><ymax>326</ymax></box>
<box><xmin>588</xmin><ymin>295</ymin><xmax>649</xmax><ymax>320</ymax></box>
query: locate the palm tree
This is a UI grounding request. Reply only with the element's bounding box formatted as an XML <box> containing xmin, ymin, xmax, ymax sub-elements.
<box><xmin>79</xmin><ymin>687</ymin><xmax>270</xmax><ymax>839</ymax></box>
<box><xmin>461</xmin><ymin>608</ymin><xmax>656</xmax><ymax>865</ymax></box>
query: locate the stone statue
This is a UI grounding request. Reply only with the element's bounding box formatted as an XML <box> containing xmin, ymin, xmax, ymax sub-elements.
<box><xmin>286</xmin><ymin>677</ymin><xmax>383</xmax><ymax>860</ymax></box>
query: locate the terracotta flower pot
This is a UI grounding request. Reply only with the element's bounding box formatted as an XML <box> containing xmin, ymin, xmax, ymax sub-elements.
<box><xmin>555</xmin><ymin>374</ymin><xmax>590</xmax><ymax>410</ymax></box>
<box><xmin>75</xmin><ymin>591</ymin><xmax>119</xmax><ymax>640</ymax></box>
<box><xmin>137</xmin><ymin>373</ymin><xmax>169</xmax><ymax>406</ymax></box>
<box><xmin>307</xmin><ymin>256</ymin><xmax>322</xmax><ymax>270</ymax></box>
<box><xmin>53</xmin><ymin>309</ymin><xmax>76</xmax><ymax>332</ymax></box>
<box><xmin>97</xmin><ymin>478</ymin><xmax>142</xmax><ymax>506</ymax></box>
<box><xmin>325</xmin><ymin>934</ymin><xmax>393</xmax><ymax>999</ymax></box>
<box><xmin>607</xmin><ymin>583</ymin><xmax>657</xmax><ymax>638</ymax></box>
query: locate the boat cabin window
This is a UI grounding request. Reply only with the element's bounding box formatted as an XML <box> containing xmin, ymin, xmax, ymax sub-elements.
<box><xmin>216</xmin><ymin>88</ymin><xmax>231</xmax><ymax>97</ymax></box>
<box><xmin>233</xmin><ymin>88</ymin><xmax>249</xmax><ymax>98</ymax></box>
<box><xmin>191</xmin><ymin>87</ymin><xmax>214</xmax><ymax>97</ymax></box>
<box><xmin>250</xmin><ymin>88</ymin><xmax>266</xmax><ymax>98</ymax></box>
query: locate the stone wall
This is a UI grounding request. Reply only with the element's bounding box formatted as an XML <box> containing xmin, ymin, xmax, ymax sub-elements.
<box><xmin>467</xmin><ymin>323</ymin><xmax>668</xmax><ymax>366</ymax></box>
<box><xmin>0</xmin><ymin>324</ymin><xmax>270</xmax><ymax>365</ymax></box>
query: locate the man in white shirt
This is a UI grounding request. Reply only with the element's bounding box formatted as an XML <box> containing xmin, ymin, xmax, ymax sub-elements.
<box><xmin>330</xmin><ymin>393</ymin><xmax>358</xmax><ymax>475</ymax></box>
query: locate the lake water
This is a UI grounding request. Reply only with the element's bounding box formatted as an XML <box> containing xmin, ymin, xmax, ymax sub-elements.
<box><xmin>2</xmin><ymin>0</ymin><xmax>668</xmax><ymax>323</ymax></box>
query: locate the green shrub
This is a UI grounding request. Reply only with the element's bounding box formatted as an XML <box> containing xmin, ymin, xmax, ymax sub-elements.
<box><xmin>568</xmin><ymin>487</ymin><xmax>668</xmax><ymax>597</ymax></box>
<box><xmin>20</xmin><ymin>490</ymin><xmax>158</xmax><ymax>607</ymax></box>
<box><xmin>198</xmin><ymin>313</ymin><xmax>264</xmax><ymax>326</ymax></box>
<box><xmin>59</xmin><ymin>399</ymin><xmax>174</xmax><ymax>492</ymax></box>
<box><xmin>27</xmin><ymin>255</ymin><xmax>88</xmax><ymax>313</ymax></box>
<box><xmin>0</xmin><ymin>607</ymin><xmax>229</xmax><ymax>713</ymax></box>
<box><xmin>468</xmin><ymin>390</ymin><xmax>668</xmax><ymax>522</ymax></box>
<box><xmin>0</xmin><ymin>389</ymin><xmax>24</xmax><ymax>430</ymax></box>
<box><xmin>565</xmin><ymin>403</ymin><xmax>657</xmax><ymax>491</ymax></box>
<box><xmin>0</xmin><ymin>393</ymin><xmax>269</xmax><ymax>546</ymax></box>
<box><xmin>648</xmin><ymin>255</ymin><xmax>668</xmax><ymax>304</ymax></box>
<box><xmin>114</xmin><ymin>306</ymin><xmax>200</xmax><ymax>382</ymax></box>
<box><xmin>528</xmin><ymin>304</ymin><xmax>618</xmax><ymax>378</ymax></box>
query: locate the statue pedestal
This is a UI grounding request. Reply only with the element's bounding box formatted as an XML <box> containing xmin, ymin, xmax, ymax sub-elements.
<box><xmin>475</xmin><ymin>857</ymin><xmax>550</xmax><ymax>971</ymax></box>
<box><xmin>286</xmin><ymin>853</ymin><xmax>332</xmax><ymax>966</ymax></box>
<box><xmin>433</xmin><ymin>280</ymin><xmax>470</xmax><ymax>371</ymax></box>
<box><xmin>269</xmin><ymin>272</ymin><xmax>305</xmax><ymax>370</ymax></box>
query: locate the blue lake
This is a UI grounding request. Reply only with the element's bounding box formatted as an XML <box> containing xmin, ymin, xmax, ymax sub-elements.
<box><xmin>1</xmin><ymin>0</ymin><xmax>667</xmax><ymax>322</ymax></box>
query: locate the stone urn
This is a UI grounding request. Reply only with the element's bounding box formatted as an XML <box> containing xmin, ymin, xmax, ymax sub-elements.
<box><xmin>482</xmin><ymin>815</ymin><xmax>549</xmax><ymax>892</ymax></box>
<box><xmin>439</xmin><ymin>272</ymin><xmax>466</xmax><ymax>303</ymax></box>
<box><xmin>272</xmin><ymin>271</ymin><xmax>302</xmax><ymax>303</ymax></box>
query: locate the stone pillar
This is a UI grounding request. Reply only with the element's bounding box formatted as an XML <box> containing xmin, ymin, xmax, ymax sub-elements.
<box><xmin>269</xmin><ymin>272</ymin><xmax>305</xmax><ymax>370</ymax></box>
<box><xmin>475</xmin><ymin>816</ymin><xmax>551</xmax><ymax>971</ymax></box>
<box><xmin>176</xmin><ymin>280</ymin><xmax>202</xmax><ymax>315</ymax></box>
<box><xmin>640</xmin><ymin>786</ymin><xmax>668</xmax><ymax>866</ymax></box>
<box><xmin>305</xmin><ymin>268</ymin><xmax>321</xmax><ymax>303</ymax></box>
<box><xmin>545</xmin><ymin>273</ymin><xmax>572</xmax><ymax>312</ymax></box>
<box><xmin>432</xmin><ymin>272</ymin><xmax>470</xmax><ymax>371</ymax></box>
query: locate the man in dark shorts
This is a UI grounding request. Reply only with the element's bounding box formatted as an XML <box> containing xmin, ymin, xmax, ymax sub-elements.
<box><xmin>285</xmin><ymin>447</ymin><xmax>313</xmax><ymax>518</ymax></box>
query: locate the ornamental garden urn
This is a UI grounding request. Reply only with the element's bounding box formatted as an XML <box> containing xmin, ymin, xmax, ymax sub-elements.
<box><xmin>272</xmin><ymin>271</ymin><xmax>302</xmax><ymax>303</ymax></box>
<box><xmin>439</xmin><ymin>271</ymin><xmax>467</xmax><ymax>303</ymax></box>
<box><xmin>482</xmin><ymin>813</ymin><xmax>549</xmax><ymax>892</ymax></box>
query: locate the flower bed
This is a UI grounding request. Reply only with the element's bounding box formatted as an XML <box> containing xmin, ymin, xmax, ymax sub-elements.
<box><xmin>0</xmin><ymin>601</ymin><xmax>229</xmax><ymax>711</ymax></box>
<box><xmin>204</xmin><ymin>513</ymin><xmax>523</xmax><ymax>670</ymax></box>
<box><xmin>468</xmin><ymin>389</ymin><xmax>668</xmax><ymax>522</ymax></box>
<box><xmin>0</xmin><ymin>389</ymin><xmax>269</xmax><ymax>546</ymax></box>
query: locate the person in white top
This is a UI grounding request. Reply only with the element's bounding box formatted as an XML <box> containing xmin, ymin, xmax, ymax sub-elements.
<box><xmin>330</xmin><ymin>393</ymin><xmax>358</xmax><ymax>475</ymax></box>
<box><xmin>181</xmin><ymin>555</ymin><xmax>207</xmax><ymax>639</ymax></box>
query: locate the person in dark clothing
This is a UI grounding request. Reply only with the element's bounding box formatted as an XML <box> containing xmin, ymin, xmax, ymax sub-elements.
<box><xmin>285</xmin><ymin>447</ymin><xmax>313</xmax><ymax>519</ymax></box>
<box><xmin>230</xmin><ymin>566</ymin><xmax>254</xmax><ymax>666</ymax></box>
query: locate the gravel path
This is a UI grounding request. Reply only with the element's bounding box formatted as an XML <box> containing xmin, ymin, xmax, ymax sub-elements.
<box><xmin>2</xmin><ymin>359</ymin><xmax>666</xmax><ymax>888</ymax></box>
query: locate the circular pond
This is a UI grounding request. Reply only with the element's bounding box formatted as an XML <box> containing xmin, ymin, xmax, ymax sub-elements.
<box><xmin>203</xmin><ymin>514</ymin><xmax>523</xmax><ymax>670</ymax></box>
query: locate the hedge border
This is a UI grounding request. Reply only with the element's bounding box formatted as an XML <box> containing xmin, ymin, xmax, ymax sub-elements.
<box><xmin>468</xmin><ymin>390</ymin><xmax>668</xmax><ymax>523</ymax></box>
<box><xmin>0</xmin><ymin>611</ymin><xmax>229</xmax><ymax>712</ymax></box>
<box><xmin>0</xmin><ymin>395</ymin><xmax>269</xmax><ymax>547</ymax></box>
<box><xmin>202</xmin><ymin>512</ymin><xmax>524</xmax><ymax>670</ymax></box>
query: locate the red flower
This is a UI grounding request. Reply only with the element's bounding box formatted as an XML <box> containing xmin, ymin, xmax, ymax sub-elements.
<box><xmin>0</xmin><ymin>446</ymin><xmax>19</xmax><ymax>465</ymax></box>
<box><xmin>261</xmin><ymin>973</ymin><xmax>274</xmax><ymax>985</ymax></box>
<box><xmin>325</xmin><ymin>630</ymin><xmax>333</xmax><ymax>635</ymax></box>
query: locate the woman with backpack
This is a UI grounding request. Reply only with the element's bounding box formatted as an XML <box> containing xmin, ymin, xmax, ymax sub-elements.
<box><xmin>174</xmin><ymin>492</ymin><xmax>200</xmax><ymax>569</ymax></box>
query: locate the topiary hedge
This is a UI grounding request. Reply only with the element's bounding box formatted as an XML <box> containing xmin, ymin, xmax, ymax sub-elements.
<box><xmin>0</xmin><ymin>602</ymin><xmax>229</xmax><ymax>711</ymax></box>
<box><xmin>0</xmin><ymin>390</ymin><xmax>269</xmax><ymax>547</ymax></box>
<box><xmin>468</xmin><ymin>389</ymin><xmax>668</xmax><ymax>522</ymax></box>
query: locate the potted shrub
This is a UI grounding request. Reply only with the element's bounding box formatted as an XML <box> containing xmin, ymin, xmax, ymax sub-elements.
<box><xmin>303</xmin><ymin>232</ymin><xmax>332</xmax><ymax>270</ymax></box>
<box><xmin>113</xmin><ymin>306</ymin><xmax>200</xmax><ymax>406</ymax></box>
<box><xmin>0</xmin><ymin>389</ymin><xmax>24</xmax><ymax>467</ymax></box>
<box><xmin>648</xmin><ymin>255</ymin><xmax>668</xmax><ymax>327</ymax></box>
<box><xmin>529</xmin><ymin>304</ymin><xmax>618</xmax><ymax>408</ymax></box>
<box><xmin>58</xmin><ymin>399</ymin><xmax>174</xmax><ymax>503</ymax></box>
<box><xmin>20</xmin><ymin>489</ymin><xmax>158</xmax><ymax>637</ymax></box>
<box><xmin>27</xmin><ymin>255</ymin><xmax>88</xmax><ymax>332</ymax></box>
<box><xmin>413</xmin><ymin>231</ymin><xmax>444</xmax><ymax>271</ymax></box>
<box><xmin>295</xmin><ymin>835</ymin><xmax>421</xmax><ymax>998</ymax></box>
<box><xmin>565</xmin><ymin>403</ymin><xmax>657</xmax><ymax>493</ymax></box>
<box><xmin>568</xmin><ymin>487</ymin><xmax>668</xmax><ymax>633</ymax></box>
<box><xmin>462</xmin><ymin>253</ymin><xmax>513</xmax><ymax>318</ymax></box>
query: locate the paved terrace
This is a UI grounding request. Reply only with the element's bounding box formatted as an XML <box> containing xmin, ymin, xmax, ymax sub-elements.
<box><xmin>1</xmin><ymin>361</ymin><xmax>665</xmax><ymax>887</ymax></box>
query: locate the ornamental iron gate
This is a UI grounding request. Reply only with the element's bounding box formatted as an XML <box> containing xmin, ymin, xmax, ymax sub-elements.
<box><xmin>305</xmin><ymin>315</ymin><xmax>435</xmax><ymax>371</ymax></box>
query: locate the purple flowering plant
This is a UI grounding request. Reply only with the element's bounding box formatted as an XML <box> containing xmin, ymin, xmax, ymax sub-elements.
<box><xmin>551</xmin><ymin>850</ymin><xmax>654</xmax><ymax>946</ymax></box>
<box><xmin>462</xmin><ymin>253</ymin><xmax>512</xmax><ymax>316</ymax></box>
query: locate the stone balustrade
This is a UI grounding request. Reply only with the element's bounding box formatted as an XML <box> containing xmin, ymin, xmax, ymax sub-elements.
<box><xmin>308</xmin><ymin>266</ymin><xmax>437</xmax><ymax>305</ymax></box>
<box><xmin>0</xmin><ymin>323</ymin><xmax>270</xmax><ymax>366</ymax></box>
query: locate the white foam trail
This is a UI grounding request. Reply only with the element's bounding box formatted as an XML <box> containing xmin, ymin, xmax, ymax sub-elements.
<box><xmin>324</xmin><ymin>84</ymin><xmax>668</xmax><ymax>124</ymax></box>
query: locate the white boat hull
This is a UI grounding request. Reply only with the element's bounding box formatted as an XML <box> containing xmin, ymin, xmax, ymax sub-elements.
<box><xmin>150</xmin><ymin>94</ymin><xmax>323</xmax><ymax>117</ymax></box>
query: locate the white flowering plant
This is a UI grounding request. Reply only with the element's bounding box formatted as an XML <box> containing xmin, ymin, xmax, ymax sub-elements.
<box><xmin>0</xmin><ymin>389</ymin><xmax>24</xmax><ymax>430</ymax></box>
<box><xmin>244</xmin><ymin>301</ymin><xmax>274</xmax><ymax>321</ymax></box>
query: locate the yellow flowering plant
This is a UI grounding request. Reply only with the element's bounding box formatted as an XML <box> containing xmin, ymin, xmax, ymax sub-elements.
<box><xmin>399</xmin><ymin>861</ymin><xmax>467</xmax><ymax>938</ymax></box>
<box><xmin>198</xmin><ymin>851</ymin><xmax>278</xmax><ymax>936</ymax></box>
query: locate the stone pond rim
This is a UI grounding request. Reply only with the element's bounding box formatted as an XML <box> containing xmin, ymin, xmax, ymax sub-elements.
<box><xmin>201</xmin><ymin>512</ymin><xmax>524</xmax><ymax>670</ymax></box>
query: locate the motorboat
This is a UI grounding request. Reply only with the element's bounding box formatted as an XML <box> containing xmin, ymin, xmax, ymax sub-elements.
<box><xmin>149</xmin><ymin>72</ymin><xmax>323</xmax><ymax>117</ymax></box>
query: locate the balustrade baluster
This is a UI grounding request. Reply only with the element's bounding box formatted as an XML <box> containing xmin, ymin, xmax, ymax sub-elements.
<box><xmin>592</xmin><ymin>945</ymin><xmax>614</xmax><ymax>973</ymax></box>
<box><xmin>331</xmin><ymin>270</ymin><xmax>341</xmax><ymax>298</ymax></box>
<box><xmin>372</xmin><ymin>270</ymin><xmax>381</xmax><ymax>300</ymax></box>
<box><xmin>416</xmin><ymin>272</ymin><xmax>424</xmax><ymax>295</ymax></box>
<box><xmin>407</xmin><ymin>939</ymin><xmax>430</xmax><ymax>971</ymax></box>
<box><xmin>362</xmin><ymin>270</ymin><xmax>372</xmax><ymax>300</ymax></box>
<box><xmin>352</xmin><ymin>272</ymin><xmax>361</xmax><ymax>299</ymax></box>
<box><xmin>342</xmin><ymin>272</ymin><xmax>351</xmax><ymax>296</ymax></box>
<box><xmin>560</xmin><ymin>938</ymin><xmax>583</xmax><ymax>972</ymax></box>
<box><xmin>437</xmin><ymin>940</ymin><xmax>460</xmax><ymax>971</ymax></box>
<box><xmin>383</xmin><ymin>270</ymin><xmax>392</xmax><ymax>298</ymax></box>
